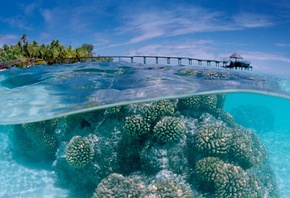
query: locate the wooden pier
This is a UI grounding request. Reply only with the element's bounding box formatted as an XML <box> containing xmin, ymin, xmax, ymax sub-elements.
<box><xmin>105</xmin><ymin>55</ymin><xmax>252</xmax><ymax>70</ymax></box>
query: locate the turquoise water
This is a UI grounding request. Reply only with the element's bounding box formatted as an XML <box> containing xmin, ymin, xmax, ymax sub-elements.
<box><xmin>0</xmin><ymin>62</ymin><xmax>290</xmax><ymax>197</ymax></box>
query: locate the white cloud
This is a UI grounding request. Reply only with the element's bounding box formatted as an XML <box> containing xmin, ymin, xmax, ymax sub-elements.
<box><xmin>233</xmin><ymin>13</ymin><xmax>274</xmax><ymax>28</ymax></box>
<box><xmin>0</xmin><ymin>16</ymin><xmax>32</xmax><ymax>30</ymax></box>
<box><xmin>40</xmin><ymin>9</ymin><xmax>54</xmax><ymax>24</ymax></box>
<box><xmin>241</xmin><ymin>51</ymin><xmax>290</xmax><ymax>63</ymax></box>
<box><xmin>117</xmin><ymin>6</ymin><xmax>232</xmax><ymax>44</ymax></box>
<box><xmin>275</xmin><ymin>42</ymin><xmax>290</xmax><ymax>47</ymax></box>
<box><xmin>127</xmin><ymin>40</ymin><xmax>217</xmax><ymax>60</ymax></box>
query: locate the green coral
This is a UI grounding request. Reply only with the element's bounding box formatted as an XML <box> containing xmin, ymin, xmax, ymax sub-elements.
<box><xmin>66</xmin><ymin>136</ymin><xmax>94</xmax><ymax>169</ymax></box>
<box><xmin>153</xmin><ymin>116</ymin><xmax>186</xmax><ymax>144</ymax></box>
<box><xmin>123</xmin><ymin>115</ymin><xmax>150</xmax><ymax>137</ymax></box>
<box><xmin>194</xmin><ymin>123</ymin><xmax>232</xmax><ymax>158</ymax></box>
<box><xmin>92</xmin><ymin>173</ymin><xmax>145</xmax><ymax>198</ymax></box>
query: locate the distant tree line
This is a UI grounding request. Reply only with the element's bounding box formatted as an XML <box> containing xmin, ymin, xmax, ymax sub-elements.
<box><xmin>0</xmin><ymin>34</ymin><xmax>111</xmax><ymax>67</ymax></box>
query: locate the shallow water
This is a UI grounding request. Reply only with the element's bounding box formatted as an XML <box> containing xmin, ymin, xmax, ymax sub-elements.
<box><xmin>0</xmin><ymin>62</ymin><xmax>290</xmax><ymax>197</ymax></box>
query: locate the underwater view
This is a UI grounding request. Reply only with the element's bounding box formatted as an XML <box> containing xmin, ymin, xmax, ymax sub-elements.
<box><xmin>1</xmin><ymin>61</ymin><xmax>290</xmax><ymax>198</ymax></box>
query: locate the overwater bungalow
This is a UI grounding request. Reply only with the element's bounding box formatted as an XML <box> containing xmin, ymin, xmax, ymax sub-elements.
<box><xmin>224</xmin><ymin>52</ymin><xmax>253</xmax><ymax>70</ymax></box>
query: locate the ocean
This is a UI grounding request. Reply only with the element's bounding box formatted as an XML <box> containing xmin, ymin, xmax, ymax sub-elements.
<box><xmin>0</xmin><ymin>61</ymin><xmax>289</xmax><ymax>197</ymax></box>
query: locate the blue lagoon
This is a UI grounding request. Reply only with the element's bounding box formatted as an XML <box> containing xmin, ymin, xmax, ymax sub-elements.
<box><xmin>0</xmin><ymin>61</ymin><xmax>289</xmax><ymax>197</ymax></box>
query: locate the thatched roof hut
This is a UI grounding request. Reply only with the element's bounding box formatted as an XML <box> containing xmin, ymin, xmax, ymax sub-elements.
<box><xmin>230</xmin><ymin>52</ymin><xmax>243</xmax><ymax>61</ymax></box>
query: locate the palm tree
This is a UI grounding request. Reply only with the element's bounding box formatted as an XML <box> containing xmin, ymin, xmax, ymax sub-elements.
<box><xmin>21</xmin><ymin>34</ymin><xmax>28</xmax><ymax>45</ymax></box>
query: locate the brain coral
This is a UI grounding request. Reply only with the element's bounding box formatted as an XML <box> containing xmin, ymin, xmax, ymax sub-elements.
<box><xmin>194</xmin><ymin>122</ymin><xmax>232</xmax><ymax>158</ymax></box>
<box><xmin>230</xmin><ymin>127</ymin><xmax>268</xmax><ymax>169</ymax></box>
<box><xmin>66</xmin><ymin>136</ymin><xmax>94</xmax><ymax>169</ymax></box>
<box><xmin>153</xmin><ymin>116</ymin><xmax>186</xmax><ymax>144</ymax></box>
<box><xmin>142</xmin><ymin>99</ymin><xmax>176</xmax><ymax>124</ymax></box>
<box><xmin>123</xmin><ymin>115</ymin><xmax>151</xmax><ymax>137</ymax></box>
<box><xmin>195</xmin><ymin>157</ymin><xmax>267</xmax><ymax>197</ymax></box>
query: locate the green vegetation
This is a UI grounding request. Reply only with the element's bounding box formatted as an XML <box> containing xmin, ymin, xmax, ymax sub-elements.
<box><xmin>0</xmin><ymin>34</ymin><xmax>112</xmax><ymax>68</ymax></box>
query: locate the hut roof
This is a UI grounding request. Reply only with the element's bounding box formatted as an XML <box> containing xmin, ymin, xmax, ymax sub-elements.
<box><xmin>230</xmin><ymin>52</ymin><xmax>243</xmax><ymax>59</ymax></box>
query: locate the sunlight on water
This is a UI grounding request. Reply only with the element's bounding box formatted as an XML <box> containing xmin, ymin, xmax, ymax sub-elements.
<box><xmin>0</xmin><ymin>62</ymin><xmax>290</xmax><ymax>197</ymax></box>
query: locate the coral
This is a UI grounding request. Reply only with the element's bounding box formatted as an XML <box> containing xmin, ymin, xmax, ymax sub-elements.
<box><xmin>195</xmin><ymin>157</ymin><xmax>267</xmax><ymax>197</ymax></box>
<box><xmin>92</xmin><ymin>173</ymin><xmax>145</xmax><ymax>198</ymax></box>
<box><xmin>229</xmin><ymin>127</ymin><xmax>268</xmax><ymax>169</ymax></box>
<box><xmin>214</xmin><ymin>108</ymin><xmax>236</xmax><ymax>128</ymax></box>
<box><xmin>177</xmin><ymin>94</ymin><xmax>218</xmax><ymax>117</ymax></box>
<box><xmin>177</xmin><ymin>95</ymin><xmax>201</xmax><ymax>110</ymax></box>
<box><xmin>193</xmin><ymin>122</ymin><xmax>232</xmax><ymax>158</ymax></box>
<box><xmin>153</xmin><ymin>116</ymin><xmax>186</xmax><ymax>144</ymax></box>
<box><xmin>105</xmin><ymin>106</ymin><xmax>122</xmax><ymax>115</ymax></box>
<box><xmin>142</xmin><ymin>99</ymin><xmax>176</xmax><ymax>124</ymax></box>
<box><xmin>140</xmin><ymin>141</ymin><xmax>189</xmax><ymax>176</ymax></box>
<box><xmin>214</xmin><ymin>162</ymin><xmax>251</xmax><ymax>198</ymax></box>
<box><xmin>11</xmin><ymin>119</ymin><xmax>59</xmax><ymax>161</ymax></box>
<box><xmin>66</xmin><ymin>136</ymin><xmax>94</xmax><ymax>169</ymax></box>
<box><xmin>199</xmin><ymin>94</ymin><xmax>218</xmax><ymax>112</ymax></box>
<box><xmin>123</xmin><ymin>115</ymin><xmax>150</xmax><ymax>137</ymax></box>
<box><xmin>195</xmin><ymin>157</ymin><xmax>225</xmax><ymax>191</ymax></box>
<box><xmin>144</xmin><ymin>170</ymin><xmax>193</xmax><ymax>198</ymax></box>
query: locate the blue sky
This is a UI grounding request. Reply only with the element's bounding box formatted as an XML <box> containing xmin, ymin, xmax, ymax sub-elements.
<box><xmin>1</xmin><ymin>0</ymin><xmax>290</xmax><ymax>75</ymax></box>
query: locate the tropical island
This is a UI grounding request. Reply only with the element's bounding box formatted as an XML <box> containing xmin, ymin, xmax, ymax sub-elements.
<box><xmin>0</xmin><ymin>34</ymin><xmax>112</xmax><ymax>69</ymax></box>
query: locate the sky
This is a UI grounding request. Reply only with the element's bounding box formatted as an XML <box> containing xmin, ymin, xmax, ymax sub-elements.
<box><xmin>1</xmin><ymin>0</ymin><xmax>290</xmax><ymax>75</ymax></box>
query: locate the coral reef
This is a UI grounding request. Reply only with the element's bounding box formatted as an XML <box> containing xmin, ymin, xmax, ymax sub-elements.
<box><xmin>142</xmin><ymin>99</ymin><xmax>176</xmax><ymax>124</ymax></box>
<box><xmin>123</xmin><ymin>115</ymin><xmax>150</xmax><ymax>137</ymax></box>
<box><xmin>92</xmin><ymin>173</ymin><xmax>145</xmax><ymax>198</ymax></box>
<box><xmin>229</xmin><ymin>126</ymin><xmax>268</xmax><ymax>169</ymax></box>
<box><xmin>66</xmin><ymin>136</ymin><xmax>94</xmax><ymax>169</ymax></box>
<box><xmin>153</xmin><ymin>116</ymin><xmax>186</xmax><ymax>144</ymax></box>
<box><xmin>194</xmin><ymin>122</ymin><xmax>232</xmax><ymax>158</ymax></box>
<box><xmin>213</xmin><ymin>108</ymin><xmax>236</xmax><ymax>128</ymax></box>
<box><xmin>195</xmin><ymin>157</ymin><xmax>268</xmax><ymax>197</ymax></box>
<box><xmin>140</xmin><ymin>141</ymin><xmax>189</xmax><ymax>176</ymax></box>
<box><xmin>11</xmin><ymin>119</ymin><xmax>59</xmax><ymax>161</ymax></box>
<box><xmin>9</xmin><ymin>94</ymin><xmax>277</xmax><ymax>198</ymax></box>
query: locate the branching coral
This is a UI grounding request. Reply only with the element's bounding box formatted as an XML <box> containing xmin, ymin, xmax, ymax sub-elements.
<box><xmin>92</xmin><ymin>173</ymin><xmax>145</xmax><ymax>198</ymax></box>
<box><xmin>123</xmin><ymin>115</ymin><xmax>150</xmax><ymax>137</ymax></box>
<box><xmin>153</xmin><ymin>116</ymin><xmax>186</xmax><ymax>144</ymax></box>
<box><xmin>66</xmin><ymin>136</ymin><xmax>94</xmax><ymax>169</ymax></box>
